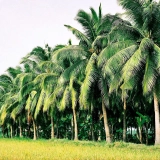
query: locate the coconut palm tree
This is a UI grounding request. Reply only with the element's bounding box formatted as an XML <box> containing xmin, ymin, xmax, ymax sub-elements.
<box><xmin>11</xmin><ymin>46</ymin><xmax>50</xmax><ymax>140</ymax></box>
<box><xmin>51</xmin><ymin>43</ymin><xmax>88</xmax><ymax>140</ymax></box>
<box><xmin>63</xmin><ymin>4</ymin><xmax>131</xmax><ymax>142</ymax></box>
<box><xmin>100</xmin><ymin>0</ymin><xmax>160</xmax><ymax>144</ymax></box>
<box><xmin>22</xmin><ymin>44</ymin><xmax>68</xmax><ymax>139</ymax></box>
<box><xmin>0</xmin><ymin>67</ymin><xmax>23</xmax><ymax>138</ymax></box>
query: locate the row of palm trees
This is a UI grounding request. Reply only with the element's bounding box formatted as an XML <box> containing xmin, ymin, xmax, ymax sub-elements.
<box><xmin>1</xmin><ymin>0</ymin><xmax>160</xmax><ymax>145</ymax></box>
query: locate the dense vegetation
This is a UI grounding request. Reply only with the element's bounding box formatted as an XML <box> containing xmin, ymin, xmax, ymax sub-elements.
<box><xmin>1</xmin><ymin>0</ymin><xmax>160</xmax><ymax>145</ymax></box>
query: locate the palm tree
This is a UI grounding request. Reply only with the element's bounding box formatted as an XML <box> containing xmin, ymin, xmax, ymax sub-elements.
<box><xmin>0</xmin><ymin>67</ymin><xmax>23</xmax><ymax>138</ymax></box>
<box><xmin>64</xmin><ymin>4</ymin><xmax>131</xmax><ymax>142</ymax></box>
<box><xmin>100</xmin><ymin>0</ymin><xmax>160</xmax><ymax>144</ymax></box>
<box><xmin>34</xmin><ymin>70</ymin><xmax>59</xmax><ymax>139</ymax></box>
<box><xmin>24</xmin><ymin>44</ymin><xmax>68</xmax><ymax>139</ymax></box>
<box><xmin>12</xmin><ymin>46</ymin><xmax>49</xmax><ymax>140</ymax></box>
<box><xmin>63</xmin><ymin>4</ymin><xmax>109</xmax><ymax>142</ymax></box>
<box><xmin>51</xmin><ymin>43</ymin><xmax>87</xmax><ymax>140</ymax></box>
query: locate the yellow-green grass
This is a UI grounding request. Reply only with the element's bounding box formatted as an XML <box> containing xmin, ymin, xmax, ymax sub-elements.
<box><xmin>0</xmin><ymin>138</ymin><xmax>160</xmax><ymax>160</ymax></box>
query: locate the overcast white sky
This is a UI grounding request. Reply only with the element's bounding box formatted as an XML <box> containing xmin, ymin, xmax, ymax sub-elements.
<box><xmin>0</xmin><ymin>0</ymin><xmax>123</xmax><ymax>74</ymax></box>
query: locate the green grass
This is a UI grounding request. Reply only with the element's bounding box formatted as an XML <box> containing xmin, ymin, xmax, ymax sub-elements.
<box><xmin>0</xmin><ymin>138</ymin><xmax>160</xmax><ymax>160</ymax></box>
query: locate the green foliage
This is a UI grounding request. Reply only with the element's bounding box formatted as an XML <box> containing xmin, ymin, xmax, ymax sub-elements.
<box><xmin>136</xmin><ymin>112</ymin><xmax>151</xmax><ymax>127</ymax></box>
<box><xmin>1</xmin><ymin>1</ymin><xmax>160</xmax><ymax>145</ymax></box>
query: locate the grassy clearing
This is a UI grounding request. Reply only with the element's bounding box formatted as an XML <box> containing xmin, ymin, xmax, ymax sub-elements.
<box><xmin>0</xmin><ymin>138</ymin><xmax>160</xmax><ymax>160</ymax></box>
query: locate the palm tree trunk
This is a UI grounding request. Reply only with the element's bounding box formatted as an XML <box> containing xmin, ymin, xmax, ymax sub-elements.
<box><xmin>56</xmin><ymin>118</ymin><xmax>59</xmax><ymax>139</ymax></box>
<box><xmin>19</xmin><ymin>118</ymin><xmax>22</xmax><ymax>138</ymax></box>
<box><xmin>32</xmin><ymin>118</ymin><xmax>37</xmax><ymax>140</ymax></box>
<box><xmin>91</xmin><ymin>120</ymin><xmax>95</xmax><ymax>141</ymax></box>
<box><xmin>51</xmin><ymin>116</ymin><xmax>54</xmax><ymax>139</ymax></box>
<box><xmin>98</xmin><ymin>129</ymin><xmax>101</xmax><ymax>141</ymax></box>
<box><xmin>10</xmin><ymin>125</ymin><xmax>13</xmax><ymax>138</ymax></box>
<box><xmin>154</xmin><ymin>92</ymin><xmax>160</xmax><ymax>145</ymax></box>
<box><xmin>138</xmin><ymin>126</ymin><xmax>143</xmax><ymax>144</ymax></box>
<box><xmin>123</xmin><ymin>98</ymin><xmax>127</xmax><ymax>142</ymax></box>
<box><xmin>146</xmin><ymin>124</ymin><xmax>148</xmax><ymax>145</ymax></box>
<box><xmin>102</xmin><ymin>101</ymin><xmax>111</xmax><ymax>143</ymax></box>
<box><xmin>2</xmin><ymin>125</ymin><xmax>4</xmax><ymax>138</ymax></box>
<box><xmin>71</xmin><ymin>115</ymin><xmax>74</xmax><ymax>140</ymax></box>
<box><xmin>73</xmin><ymin>107</ymin><xmax>78</xmax><ymax>140</ymax></box>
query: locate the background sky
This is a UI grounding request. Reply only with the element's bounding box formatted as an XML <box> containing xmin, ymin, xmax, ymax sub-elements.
<box><xmin>0</xmin><ymin>0</ymin><xmax>123</xmax><ymax>75</ymax></box>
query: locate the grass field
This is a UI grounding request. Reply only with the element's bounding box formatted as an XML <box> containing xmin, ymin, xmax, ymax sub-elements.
<box><xmin>0</xmin><ymin>138</ymin><xmax>160</xmax><ymax>160</ymax></box>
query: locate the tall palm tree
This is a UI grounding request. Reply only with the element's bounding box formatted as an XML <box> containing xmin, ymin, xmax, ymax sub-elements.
<box><xmin>100</xmin><ymin>0</ymin><xmax>160</xmax><ymax>144</ymax></box>
<box><xmin>63</xmin><ymin>4</ymin><xmax>111</xmax><ymax>142</ymax></box>
<box><xmin>64</xmin><ymin>4</ymin><xmax>130</xmax><ymax>142</ymax></box>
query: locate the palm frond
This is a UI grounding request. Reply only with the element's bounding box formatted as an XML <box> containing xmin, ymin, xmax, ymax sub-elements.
<box><xmin>103</xmin><ymin>45</ymin><xmax>137</xmax><ymax>77</ymax></box>
<box><xmin>92</xmin><ymin>35</ymin><xmax>108</xmax><ymax>51</ymax></box>
<box><xmin>7</xmin><ymin>67</ymin><xmax>22</xmax><ymax>79</ymax></box>
<box><xmin>98</xmin><ymin>3</ymin><xmax>102</xmax><ymax>24</ymax></box>
<box><xmin>121</xmin><ymin>76</ymin><xmax>137</xmax><ymax>91</ymax></box>
<box><xmin>43</xmin><ymin>92</ymin><xmax>56</xmax><ymax>112</ymax></box>
<box><xmin>98</xmin><ymin>40</ymin><xmax>136</xmax><ymax>68</ymax></box>
<box><xmin>109</xmin><ymin>71</ymin><xmax>123</xmax><ymax>93</ymax></box>
<box><xmin>64</xmin><ymin>25</ymin><xmax>92</xmax><ymax>48</ymax></box>
<box><xmin>10</xmin><ymin>103</ymin><xmax>24</xmax><ymax>121</ymax></box>
<box><xmin>109</xmin><ymin>24</ymin><xmax>142</xmax><ymax>43</ymax></box>
<box><xmin>76</xmin><ymin>9</ymin><xmax>96</xmax><ymax>41</ymax></box>
<box><xmin>0</xmin><ymin>74</ymin><xmax>12</xmax><ymax>84</ymax></box>
<box><xmin>122</xmin><ymin>39</ymin><xmax>153</xmax><ymax>83</ymax></box>
<box><xmin>6</xmin><ymin>101</ymin><xmax>19</xmax><ymax>114</ymax></box>
<box><xmin>39</xmin><ymin>61</ymin><xmax>63</xmax><ymax>74</ymax></box>
<box><xmin>59</xmin><ymin>59</ymin><xmax>86</xmax><ymax>84</ymax></box>
<box><xmin>153</xmin><ymin>44</ymin><xmax>160</xmax><ymax>70</ymax></box>
<box><xmin>43</xmin><ymin>74</ymin><xmax>57</xmax><ymax>92</ymax></box>
<box><xmin>52</xmin><ymin>45</ymin><xmax>88</xmax><ymax>64</ymax></box>
<box><xmin>139</xmin><ymin>38</ymin><xmax>154</xmax><ymax>53</ymax></box>
<box><xmin>15</xmin><ymin>73</ymin><xmax>33</xmax><ymax>87</ymax></box>
<box><xmin>119</xmin><ymin>0</ymin><xmax>145</xmax><ymax>28</ymax></box>
<box><xmin>98</xmin><ymin>77</ymin><xmax>109</xmax><ymax>107</ymax></box>
<box><xmin>0</xmin><ymin>106</ymin><xmax>8</xmax><ymax>125</ymax></box>
<box><xmin>30</xmin><ymin>46</ymin><xmax>48</xmax><ymax>61</ymax></box>
<box><xmin>25</xmin><ymin>91</ymin><xmax>38</xmax><ymax>115</ymax></box>
<box><xmin>98</xmin><ymin>14</ymin><xmax>127</xmax><ymax>35</ymax></box>
<box><xmin>142</xmin><ymin>56</ymin><xmax>157</xmax><ymax>95</ymax></box>
<box><xmin>59</xmin><ymin>86</ymin><xmax>70</xmax><ymax>111</ymax></box>
<box><xmin>79</xmin><ymin>53</ymin><xmax>98</xmax><ymax>109</ymax></box>
<box><xmin>90</xmin><ymin>7</ymin><xmax>98</xmax><ymax>25</ymax></box>
<box><xmin>52</xmin><ymin>44</ymin><xmax>66</xmax><ymax>52</ymax></box>
<box><xmin>20</xmin><ymin>82</ymin><xmax>35</xmax><ymax>101</ymax></box>
<box><xmin>30</xmin><ymin>91</ymin><xmax>39</xmax><ymax>115</ymax></box>
<box><xmin>71</xmin><ymin>87</ymin><xmax>78</xmax><ymax>110</ymax></box>
<box><xmin>122</xmin><ymin>49</ymin><xmax>146</xmax><ymax>82</ymax></box>
<box><xmin>34</xmin><ymin>89</ymin><xmax>46</xmax><ymax>119</ymax></box>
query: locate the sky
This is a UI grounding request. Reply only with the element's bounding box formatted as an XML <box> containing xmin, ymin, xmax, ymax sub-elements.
<box><xmin>0</xmin><ymin>0</ymin><xmax>123</xmax><ymax>75</ymax></box>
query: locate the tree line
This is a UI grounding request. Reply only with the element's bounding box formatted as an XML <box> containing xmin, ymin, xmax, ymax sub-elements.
<box><xmin>1</xmin><ymin>0</ymin><xmax>160</xmax><ymax>145</ymax></box>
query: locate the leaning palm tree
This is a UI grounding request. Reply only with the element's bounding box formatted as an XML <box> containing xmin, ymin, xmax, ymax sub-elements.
<box><xmin>100</xmin><ymin>0</ymin><xmax>160</xmax><ymax>144</ymax></box>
